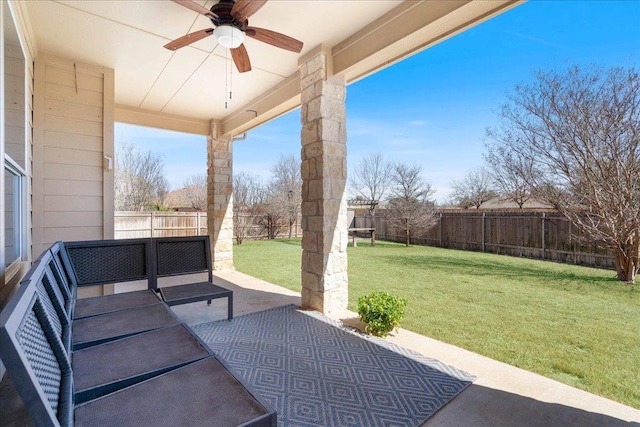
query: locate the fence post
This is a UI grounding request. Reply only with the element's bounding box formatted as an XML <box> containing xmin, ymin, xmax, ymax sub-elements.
<box><xmin>150</xmin><ymin>211</ymin><xmax>155</xmax><ymax>238</ymax></box>
<box><xmin>482</xmin><ymin>212</ymin><xmax>486</xmax><ymax>252</ymax></box>
<box><xmin>541</xmin><ymin>212</ymin><xmax>546</xmax><ymax>260</ymax></box>
<box><xmin>439</xmin><ymin>213</ymin><xmax>443</xmax><ymax>247</ymax></box>
<box><xmin>196</xmin><ymin>212</ymin><xmax>201</xmax><ymax>236</ymax></box>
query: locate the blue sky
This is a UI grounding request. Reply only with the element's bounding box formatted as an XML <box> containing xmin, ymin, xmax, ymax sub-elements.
<box><xmin>115</xmin><ymin>0</ymin><xmax>640</xmax><ymax>203</ymax></box>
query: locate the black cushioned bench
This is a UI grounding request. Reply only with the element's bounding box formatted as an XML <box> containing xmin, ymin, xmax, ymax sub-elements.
<box><xmin>0</xmin><ymin>240</ymin><xmax>276</xmax><ymax>426</ymax></box>
<box><xmin>60</xmin><ymin>236</ymin><xmax>233</xmax><ymax>320</ymax></box>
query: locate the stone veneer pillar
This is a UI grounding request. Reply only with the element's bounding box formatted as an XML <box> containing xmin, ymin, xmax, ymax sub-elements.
<box><xmin>299</xmin><ymin>48</ymin><xmax>348</xmax><ymax>314</ymax></box>
<box><xmin>207</xmin><ymin>121</ymin><xmax>234</xmax><ymax>270</ymax></box>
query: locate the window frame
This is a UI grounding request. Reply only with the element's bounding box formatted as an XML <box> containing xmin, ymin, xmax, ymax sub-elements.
<box><xmin>5</xmin><ymin>153</ymin><xmax>27</xmax><ymax>270</ymax></box>
<box><xmin>2</xmin><ymin>2</ymin><xmax>29</xmax><ymax>285</ymax></box>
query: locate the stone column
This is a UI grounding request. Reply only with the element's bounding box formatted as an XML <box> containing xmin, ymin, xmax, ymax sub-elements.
<box><xmin>207</xmin><ymin>121</ymin><xmax>234</xmax><ymax>270</ymax></box>
<box><xmin>299</xmin><ymin>47</ymin><xmax>348</xmax><ymax>314</ymax></box>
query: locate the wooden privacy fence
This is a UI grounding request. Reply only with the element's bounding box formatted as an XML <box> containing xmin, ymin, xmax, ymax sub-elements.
<box><xmin>355</xmin><ymin>210</ymin><xmax>615</xmax><ymax>270</ymax></box>
<box><xmin>115</xmin><ymin>212</ymin><xmax>207</xmax><ymax>239</ymax></box>
<box><xmin>114</xmin><ymin>212</ymin><xmax>301</xmax><ymax>240</ymax></box>
<box><xmin>116</xmin><ymin>210</ymin><xmax>615</xmax><ymax>269</ymax></box>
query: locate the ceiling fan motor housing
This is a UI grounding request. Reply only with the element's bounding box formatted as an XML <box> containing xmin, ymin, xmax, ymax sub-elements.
<box><xmin>210</xmin><ymin>0</ymin><xmax>247</xmax><ymax>30</ymax></box>
<box><xmin>166</xmin><ymin>0</ymin><xmax>304</xmax><ymax>73</ymax></box>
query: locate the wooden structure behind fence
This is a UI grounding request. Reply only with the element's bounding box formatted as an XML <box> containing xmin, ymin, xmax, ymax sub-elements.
<box><xmin>115</xmin><ymin>212</ymin><xmax>301</xmax><ymax>240</ymax></box>
<box><xmin>353</xmin><ymin>209</ymin><xmax>614</xmax><ymax>270</ymax></box>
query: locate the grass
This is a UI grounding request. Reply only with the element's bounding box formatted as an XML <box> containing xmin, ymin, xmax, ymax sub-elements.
<box><xmin>234</xmin><ymin>238</ymin><xmax>640</xmax><ymax>409</ymax></box>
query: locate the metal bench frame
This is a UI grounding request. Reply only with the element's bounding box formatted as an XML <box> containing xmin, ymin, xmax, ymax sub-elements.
<box><xmin>151</xmin><ymin>236</ymin><xmax>233</xmax><ymax>320</ymax></box>
<box><xmin>58</xmin><ymin>236</ymin><xmax>233</xmax><ymax>320</ymax></box>
<box><xmin>0</xmin><ymin>241</ymin><xmax>275</xmax><ymax>427</ymax></box>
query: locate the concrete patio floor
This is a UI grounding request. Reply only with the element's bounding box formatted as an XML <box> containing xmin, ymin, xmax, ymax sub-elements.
<box><xmin>119</xmin><ymin>271</ymin><xmax>640</xmax><ymax>427</ymax></box>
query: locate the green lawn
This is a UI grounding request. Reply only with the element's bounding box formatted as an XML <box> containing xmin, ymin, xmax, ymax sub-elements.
<box><xmin>234</xmin><ymin>238</ymin><xmax>640</xmax><ymax>409</ymax></box>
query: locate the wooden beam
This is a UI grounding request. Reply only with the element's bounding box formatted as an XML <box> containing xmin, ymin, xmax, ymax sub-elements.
<box><xmin>114</xmin><ymin>104</ymin><xmax>210</xmax><ymax>136</ymax></box>
<box><xmin>220</xmin><ymin>72</ymin><xmax>300</xmax><ymax>137</ymax></box>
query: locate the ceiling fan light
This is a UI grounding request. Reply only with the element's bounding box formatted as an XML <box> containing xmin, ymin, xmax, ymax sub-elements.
<box><xmin>214</xmin><ymin>25</ymin><xmax>245</xmax><ymax>49</ymax></box>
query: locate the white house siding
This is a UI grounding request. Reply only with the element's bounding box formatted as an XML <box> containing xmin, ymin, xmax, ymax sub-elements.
<box><xmin>33</xmin><ymin>53</ymin><xmax>114</xmax><ymax>266</ymax></box>
<box><xmin>1</xmin><ymin>0</ymin><xmax>36</xmax><ymax>380</ymax></box>
<box><xmin>4</xmin><ymin>42</ymin><xmax>25</xmax><ymax>267</ymax></box>
<box><xmin>1</xmin><ymin>1</ymin><xmax>35</xmax><ymax>290</ymax></box>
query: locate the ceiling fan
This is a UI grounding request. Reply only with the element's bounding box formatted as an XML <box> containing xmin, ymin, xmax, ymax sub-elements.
<box><xmin>165</xmin><ymin>0</ymin><xmax>304</xmax><ymax>73</ymax></box>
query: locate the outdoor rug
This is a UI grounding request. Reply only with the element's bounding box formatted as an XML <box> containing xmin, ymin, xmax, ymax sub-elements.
<box><xmin>192</xmin><ymin>305</ymin><xmax>474</xmax><ymax>427</ymax></box>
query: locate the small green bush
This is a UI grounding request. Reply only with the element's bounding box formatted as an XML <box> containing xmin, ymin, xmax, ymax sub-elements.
<box><xmin>357</xmin><ymin>292</ymin><xmax>407</xmax><ymax>338</ymax></box>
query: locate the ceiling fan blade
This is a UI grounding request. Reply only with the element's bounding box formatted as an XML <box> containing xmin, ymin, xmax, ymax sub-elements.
<box><xmin>245</xmin><ymin>27</ymin><xmax>303</xmax><ymax>53</ymax></box>
<box><xmin>231</xmin><ymin>0</ymin><xmax>267</xmax><ymax>21</ymax></box>
<box><xmin>230</xmin><ymin>44</ymin><xmax>252</xmax><ymax>73</ymax></box>
<box><xmin>171</xmin><ymin>0</ymin><xmax>218</xmax><ymax>18</ymax></box>
<box><xmin>164</xmin><ymin>29</ymin><xmax>214</xmax><ymax>50</ymax></box>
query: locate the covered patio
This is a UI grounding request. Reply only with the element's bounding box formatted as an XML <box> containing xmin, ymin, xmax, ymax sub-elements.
<box><xmin>2</xmin><ymin>0</ymin><xmax>639</xmax><ymax>425</ymax></box>
<box><xmin>1</xmin><ymin>0</ymin><xmax>524</xmax><ymax>313</ymax></box>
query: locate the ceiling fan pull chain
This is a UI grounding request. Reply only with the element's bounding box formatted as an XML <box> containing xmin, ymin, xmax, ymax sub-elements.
<box><xmin>225</xmin><ymin>45</ymin><xmax>229</xmax><ymax>109</ymax></box>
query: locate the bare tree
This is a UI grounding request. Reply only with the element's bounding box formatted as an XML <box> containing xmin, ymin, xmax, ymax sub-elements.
<box><xmin>182</xmin><ymin>174</ymin><xmax>207</xmax><ymax>211</ymax></box>
<box><xmin>233</xmin><ymin>172</ymin><xmax>264</xmax><ymax>244</ymax></box>
<box><xmin>269</xmin><ymin>155</ymin><xmax>302</xmax><ymax>238</ymax></box>
<box><xmin>386</xmin><ymin>163</ymin><xmax>437</xmax><ymax>246</ymax></box>
<box><xmin>350</xmin><ymin>153</ymin><xmax>393</xmax><ymax>201</ymax></box>
<box><xmin>487</xmin><ymin>65</ymin><xmax>640</xmax><ymax>283</ymax></box>
<box><xmin>115</xmin><ymin>140</ymin><xmax>169</xmax><ymax>211</ymax></box>
<box><xmin>349</xmin><ymin>153</ymin><xmax>393</xmax><ymax>245</ymax></box>
<box><xmin>450</xmin><ymin>168</ymin><xmax>497</xmax><ymax>209</ymax></box>
<box><xmin>484</xmin><ymin>148</ymin><xmax>533</xmax><ymax>208</ymax></box>
<box><xmin>257</xmin><ymin>193</ymin><xmax>290</xmax><ymax>239</ymax></box>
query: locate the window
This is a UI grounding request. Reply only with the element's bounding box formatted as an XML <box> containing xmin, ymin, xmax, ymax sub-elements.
<box><xmin>5</xmin><ymin>157</ymin><xmax>25</xmax><ymax>267</ymax></box>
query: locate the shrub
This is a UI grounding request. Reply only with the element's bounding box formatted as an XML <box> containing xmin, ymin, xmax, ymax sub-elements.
<box><xmin>357</xmin><ymin>292</ymin><xmax>407</xmax><ymax>338</ymax></box>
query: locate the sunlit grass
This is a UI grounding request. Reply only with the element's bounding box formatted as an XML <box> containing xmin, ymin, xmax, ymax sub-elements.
<box><xmin>234</xmin><ymin>238</ymin><xmax>640</xmax><ymax>409</ymax></box>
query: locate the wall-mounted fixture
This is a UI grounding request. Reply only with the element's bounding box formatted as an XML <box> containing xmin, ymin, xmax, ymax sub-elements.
<box><xmin>103</xmin><ymin>155</ymin><xmax>113</xmax><ymax>171</ymax></box>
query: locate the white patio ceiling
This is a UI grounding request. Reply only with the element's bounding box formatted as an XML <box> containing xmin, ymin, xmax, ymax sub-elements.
<box><xmin>24</xmin><ymin>0</ymin><xmax>522</xmax><ymax>136</ymax></box>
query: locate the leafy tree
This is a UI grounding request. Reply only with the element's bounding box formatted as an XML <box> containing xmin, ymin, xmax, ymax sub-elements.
<box><xmin>486</xmin><ymin>66</ymin><xmax>640</xmax><ymax>283</ymax></box>
<box><xmin>115</xmin><ymin>140</ymin><xmax>169</xmax><ymax>211</ymax></box>
<box><xmin>386</xmin><ymin>163</ymin><xmax>437</xmax><ymax>246</ymax></box>
<box><xmin>349</xmin><ymin>153</ymin><xmax>393</xmax><ymax>245</ymax></box>
<box><xmin>450</xmin><ymin>168</ymin><xmax>497</xmax><ymax>209</ymax></box>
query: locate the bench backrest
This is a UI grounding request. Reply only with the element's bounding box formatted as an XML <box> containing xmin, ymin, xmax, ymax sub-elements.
<box><xmin>52</xmin><ymin>236</ymin><xmax>213</xmax><ymax>292</ymax></box>
<box><xmin>21</xmin><ymin>251</ymin><xmax>72</xmax><ymax>356</ymax></box>
<box><xmin>151</xmin><ymin>236</ymin><xmax>213</xmax><ymax>288</ymax></box>
<box><xmin>0</xmin><ymin>282</ymin><xmax>72</xmax><ymax>427</ymax></box>
<box><xmin>61</xmin><ymin>238</ymin><xmax>153</xmax><ymax>288</ymax></box>
<box><xmin>49</xmin><ymin>242</ymin><xmax>76</xmax><ymax>300</ymax></box>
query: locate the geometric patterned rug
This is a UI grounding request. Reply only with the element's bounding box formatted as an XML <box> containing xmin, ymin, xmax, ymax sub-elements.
<box><xmin>192</xmin><ymin>305</ymin><xmax>474</xmax><ymax>427</ymax></box>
